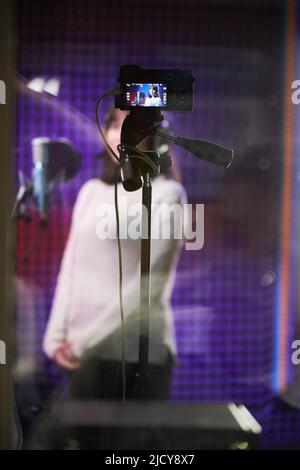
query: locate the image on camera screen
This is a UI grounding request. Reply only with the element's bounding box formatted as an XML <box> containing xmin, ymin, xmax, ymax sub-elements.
<box><xmin>125</xmin><ymin>83</ymin><xmax>167</xmax><ymax>107</ymax></box>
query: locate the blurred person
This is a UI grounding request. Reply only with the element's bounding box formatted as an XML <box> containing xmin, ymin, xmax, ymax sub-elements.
<box><xmin>138</xmin><ymin>91</ymin><xmax>146</xmax><ymax>106</ymax></box>
<box><xmin>145</xmin><ymin>85</ymin><xmax>162</xmax><ymax>107</ymax></box>
<box><xmin>43</xmin><ymin>108</ymin><xmax>186</xmax><ymax>400</ymax></box>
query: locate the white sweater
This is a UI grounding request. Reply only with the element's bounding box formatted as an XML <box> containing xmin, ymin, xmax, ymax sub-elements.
<box><xmin>43</xmin><ymin>175</ymin><xmax>187</xmax><ymax>364</ymax></box>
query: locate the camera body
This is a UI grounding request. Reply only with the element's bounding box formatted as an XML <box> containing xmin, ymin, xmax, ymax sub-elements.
<box><xmin>115</xmin><ymin>65</ymin><xmax>195</xmax><ymax>111</ymax></box>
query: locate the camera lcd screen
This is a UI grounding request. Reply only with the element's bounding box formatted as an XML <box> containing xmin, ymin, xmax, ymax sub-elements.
<box><xmin>125</xmin><ymin>83</ymin><xmax>167</xmax><ymax>107</ymax></box>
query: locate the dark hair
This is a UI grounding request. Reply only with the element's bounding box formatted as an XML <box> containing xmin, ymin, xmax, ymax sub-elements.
<box><xmin>104</xmin><ymin>106</ymin><xmax>123</xmax><ymax>130</ymax></box>
<box><xmin>152</xmin><ymin>85</ymin><xmax>159</xmax><ymax>98</ymax></box>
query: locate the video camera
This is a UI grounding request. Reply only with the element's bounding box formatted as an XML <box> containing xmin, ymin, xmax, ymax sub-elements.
<box><xmin>115</xmin><ymin>65</ymin><xmax>195</xmax><ymax>111</ymax></box>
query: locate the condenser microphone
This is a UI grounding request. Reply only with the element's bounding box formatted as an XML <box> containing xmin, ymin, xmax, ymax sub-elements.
<box><xmin>31</xmin><ymin>137</ymin><xmax>81</xmax><ymax>222</ymax></box>
<box><xmin>32</xmin><ymin>137</ymin><xmax>51</xmax><ymax>222</ymax></box>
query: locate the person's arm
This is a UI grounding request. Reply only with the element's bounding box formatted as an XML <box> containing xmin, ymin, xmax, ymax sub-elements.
<box><xmin>42</xmin><ymin>181</ymin><xmax>94</xmax><ymax>360</ymax></box>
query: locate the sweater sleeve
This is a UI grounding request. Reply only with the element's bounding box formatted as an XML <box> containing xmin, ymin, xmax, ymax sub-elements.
<box><xmin>72</xmin><ymin>180</ymin><xmax>187</xmax><ymax>358</ymax></box>
<box><xmin>42</xmin><ymin>181</ymin><xmax>95</xmax><ymax>358</ymax></box>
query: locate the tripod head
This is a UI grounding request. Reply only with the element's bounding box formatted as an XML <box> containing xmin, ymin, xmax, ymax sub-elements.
<box><xmin>119</xmin><ymin>107</ymin><xmax>233</xmax><ymax>192</ymax></box>
<box><xmin>120</xmin><ymin>108</ymin><xmax>166</xmax><ymax>191</ymax></box>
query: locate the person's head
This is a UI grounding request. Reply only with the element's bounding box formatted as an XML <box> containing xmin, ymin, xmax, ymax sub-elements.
<box><xmin>105</xmin><ymin>108</ymin><xmax>128</xmax><ymax>156</ymax></box>
<box><xmin>152</xmin><ymin>85</ymin><xmax>159</xmax><ymax>98</ymax></box>
<box><xmin>97</xmin><ymin>108</ymin><xmax>126</xmax><ymax>184</ymax></box>
<box><xmin>139</xmin><ymin>92</ymin><xmax>146</xmax><ymax>105</ymax></box>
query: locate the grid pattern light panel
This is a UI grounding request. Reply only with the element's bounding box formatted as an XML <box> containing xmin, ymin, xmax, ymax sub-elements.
<box><xmin>16</xmin><ymin>0</ymin><xmax>281</xmax><ymax>411</ymax></box>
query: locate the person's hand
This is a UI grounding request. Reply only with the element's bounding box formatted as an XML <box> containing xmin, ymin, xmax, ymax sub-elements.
<box><xmin>53</xmin><ymin>341</ymin><xmax>81</xmax><ymax>370</ymax></box>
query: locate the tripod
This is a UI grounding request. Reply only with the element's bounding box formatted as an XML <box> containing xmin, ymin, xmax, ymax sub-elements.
<box><xmin>119</xmin><ymin>109</ymin><xmax>165</xmax><ymax>392</ymax></box>
<box><xmin>118</xmin><ymin>107</ymin><xmax>233</xmax><ymax>396</ymax></box>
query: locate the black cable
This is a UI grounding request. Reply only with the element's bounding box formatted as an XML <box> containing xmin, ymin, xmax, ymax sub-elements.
<box><xmin>95</xmin><ymin>90</ymin><xmax>127</xmax><ymax>400</ymax></box>
<box><xmin>117</xmin><ymin>143</ymin><xmax>159</xmax><ymax>176</ymax></box>
<box><xmin>95</xmin><ymin>91</ymin><xmax>121</xmax><ymax>164</ymax></box>
<box><xmin>114</xmin><ymin>164</ymin><xmax>126</xmax><ymax>401</ymax></box>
